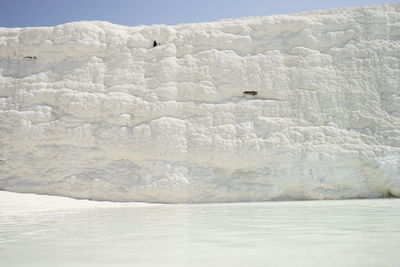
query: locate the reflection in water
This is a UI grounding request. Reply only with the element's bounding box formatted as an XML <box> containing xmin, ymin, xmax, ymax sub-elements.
<box><xmin>1</xmin><ymin>199</ymin><xmax>400</xmax><ymax>267</ymax></box>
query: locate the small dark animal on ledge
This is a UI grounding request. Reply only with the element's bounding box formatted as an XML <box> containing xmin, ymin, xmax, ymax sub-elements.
<box><xmin>153</xmin><ymin>40</ymin><xmax>158</xmax><ymax>47</ymax></box>
<box><xmin>243</xmin><ymin>91</ymin><xmax>258</xmax><ymax>96</ymax></box>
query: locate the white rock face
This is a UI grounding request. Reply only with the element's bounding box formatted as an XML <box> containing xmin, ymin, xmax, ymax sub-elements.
<box><xmin>0</xmin><ymin>4</ymin><xmax>399</xmax><ymax>203</ymax></box>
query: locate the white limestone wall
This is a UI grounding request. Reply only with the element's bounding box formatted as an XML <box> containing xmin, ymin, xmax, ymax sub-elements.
<box><xmin>0</xmin><ymin>4</ymin><xmax>399</xmax><ymax>202</ymax></box>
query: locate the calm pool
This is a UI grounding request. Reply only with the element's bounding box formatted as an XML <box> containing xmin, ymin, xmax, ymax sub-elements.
<box><xmin>1</xmin><ymin>197</ymin><xmax>399</xmax><ymax>267</ymax></box>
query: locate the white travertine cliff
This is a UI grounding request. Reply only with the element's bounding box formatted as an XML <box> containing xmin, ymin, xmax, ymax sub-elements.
<box><xmin>0</xmin><ymin>4</ymin><xmax>399</xmax><ymax>202</ymax></box>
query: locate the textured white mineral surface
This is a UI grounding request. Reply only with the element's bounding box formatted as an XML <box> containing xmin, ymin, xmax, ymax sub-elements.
<box><xmin>0</xmin><ymin>4</ymin><xmax>399</xmax><ymax>202</ymax></box>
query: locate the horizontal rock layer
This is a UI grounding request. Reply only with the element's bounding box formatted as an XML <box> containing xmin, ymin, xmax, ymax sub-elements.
<box><xmin>0</xmin><ymin>4</ymin><xmax>399</xmax><ymax>202</ymax></box>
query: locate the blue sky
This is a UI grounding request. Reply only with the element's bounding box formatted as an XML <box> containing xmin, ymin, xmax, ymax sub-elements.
<box><xmin>0</xmin><ymin>0</ymin><xmax>399</xmax><ymax>28</ymax></box>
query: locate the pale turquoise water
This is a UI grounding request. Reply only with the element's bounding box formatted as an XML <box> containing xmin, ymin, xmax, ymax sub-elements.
<box><xmin>1</xmin><ymin>199</ymin><xmax>400</xmax><ymax>267</ymax></box>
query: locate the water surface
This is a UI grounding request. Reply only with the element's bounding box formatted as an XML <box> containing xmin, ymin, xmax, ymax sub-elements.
<box><xmin>1</xmin><ymin>197</ymin><xmax>399</xmax><ymax>267</ymax></box>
